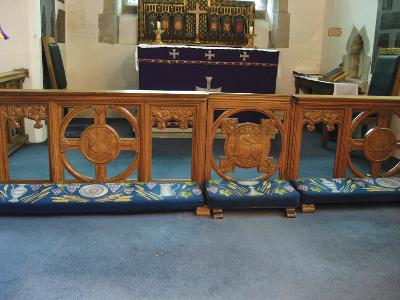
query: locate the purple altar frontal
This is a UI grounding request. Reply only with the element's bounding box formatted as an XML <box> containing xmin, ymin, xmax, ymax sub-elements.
<box><xmin>137</xmin><ymin>44</ymin><xmax>279</xmax><ymax>93</ymax></box>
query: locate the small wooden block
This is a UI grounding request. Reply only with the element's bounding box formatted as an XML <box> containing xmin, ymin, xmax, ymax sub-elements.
<box><xmin>212</xmin><ymin>209</ymin><xmax>224</xmax><ymax>219</ymax></box>
<box><xmin>301</xmin><ymin>204</ymin><xmax>316</xmax><ymax>213</ymax></box>
<box><xmin>285</xmin><ymin>208</ymin><xmax>296</xmax><ymax>218</ymax></box>
<box><xmin>196</xmin><ymin>206</ymin><xmax>211</xmax><ymax>216</ymax></box>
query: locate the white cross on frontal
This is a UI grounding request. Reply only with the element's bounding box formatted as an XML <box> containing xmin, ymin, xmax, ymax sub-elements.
<box><xmin>169</xmin><ymin>49</ymin><xmax>180</xmax><ymax>59</ymax></box>
<box><xmin>205</xmin><ymin>50</ymin><xmax>215</xmax><ymax>61</ymax></box>
<box><xmin>240</xmin><ymin>51</ymin><xmax>250</xmax><ymax>61</ymax></box>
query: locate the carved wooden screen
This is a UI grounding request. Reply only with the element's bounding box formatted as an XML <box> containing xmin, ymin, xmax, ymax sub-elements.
<box><xmin>0</xmin><ymin>92</ymin><xmax>207</xmax><ymax>184</ymax></box>
<box><xmin>205</xmin><ymin>94</ymin><xmax>292</xmax><ymax>180</ymax></box>
<box><xmin>0</xmin><ymin>92</ymin><xmax>399</xmax><ymax>185</ymax></box>
<box><xmin>291</xmin><ymin>95</ymin><xmax>400</xmax><ymax>180</ymax></box>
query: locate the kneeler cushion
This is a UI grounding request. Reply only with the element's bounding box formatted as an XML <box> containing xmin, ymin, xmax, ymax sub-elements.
<box><xmin>0</xmin><ymin>182</ymin><xmax>205</xmax><ymax>214</ymax></box>
<box><xmin>204</xmin><ymin>180</ymin><xmax>300</xmax><ymax>209</ymax></box>
<box><xmin>292</xmin><ymin>177</ymin><xmax>400</xmax><ymax>204</ymax></box>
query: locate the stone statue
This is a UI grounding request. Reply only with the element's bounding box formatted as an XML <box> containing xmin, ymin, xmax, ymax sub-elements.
<box><xmin>341</xmin><ymin>26</ymin><xmax>371</xmax><ymax>93</ymax></box>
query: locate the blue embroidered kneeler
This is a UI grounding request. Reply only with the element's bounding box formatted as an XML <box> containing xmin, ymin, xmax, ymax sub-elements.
<box><xmin>292</xmin><ymin>177</ymin><xmax>400</xmax><ymax>204</ymax></box>
<box><xmin>204</xmin><ymin>180</ymin><xmax>300</xmax><ymax>209</ymax></box>
<box><xmin>0</xmin><ymin>182</ymin><xmax>205</xmax><ymax>214</ymax></box>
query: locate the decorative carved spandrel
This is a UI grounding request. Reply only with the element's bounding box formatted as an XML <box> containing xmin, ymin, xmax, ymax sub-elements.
<box><xmin>152</xmin><ymin>107</ymin><xmax>194</xmax><ymax>130</ymax></box>
<box><xmin>3</xmin><ymin>104</ymin><xmax>48</xmax><ymax>129</ymax></box>
<box><xmin>257</xmin><ymin>155</ymin><xmax>274</xmax><ymax>177</ymax></box>
<box><xmin>303</xmin><ymin>110</ymin><xmax>340</xmax><ymax>132</ymax></box>
<box><xmin>219</xmin><ymin>156</ymin><xmax>236</xmax><ymax>173</ymax></box>
<box><xmin>80</xmin><ymin>125</ymin><xmax>121</xmax><ymax>164</ymax></box>
<box><xmin>220</xmin><ymin>118</ymin><xmax>238</xmax><ymax>134</ymax></box>
<box><xmin>260</xmin><ymin>119</ymin><xmax>278</xmax><ymax>135</ymax></box>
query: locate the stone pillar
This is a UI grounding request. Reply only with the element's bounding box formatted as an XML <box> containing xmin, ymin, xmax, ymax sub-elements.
<box><xmin>269</xmin><ymin>0</ymin><xmax>290</xmax><ymax>48</ymax></box>
<box><xmin>98</xmin><ymin>0</ymin><xmax>120</xmax><ymax>44</ymax></box>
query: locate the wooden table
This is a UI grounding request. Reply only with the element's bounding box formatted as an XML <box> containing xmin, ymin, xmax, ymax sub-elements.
<box><xmin>293</xmin><ymin>73</ymin><xmax>334</xmax><ymax>95</ymax></box>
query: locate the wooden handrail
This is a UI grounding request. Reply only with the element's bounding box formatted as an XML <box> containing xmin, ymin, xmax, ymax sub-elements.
<box><xmin>0</xmin><ymin>69</ymin><xmax>29</xmax><ymax>85</ymax></box>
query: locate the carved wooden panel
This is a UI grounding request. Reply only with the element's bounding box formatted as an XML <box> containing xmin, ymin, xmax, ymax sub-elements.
<box><xmin>3</xmin><ymin>104</ymin><xmax>48</xmax><ymax>129</ymax></box>
<box><xmin>348</xmin><ymin>110</ymin><xmax>400</xmax><ymax>177</ymax></box>
<box><xmin>152</xmin><ymin>107</ymin><xmax>194</xmax><ymax>129</ymax></box>
<box><xmin>59</xmin><ymin>105</ymin><xmax>140</xmax><ymax>183</ymax></box>
<box><xmin>80</xmin><ymin>125</ymin><xmax>120</xmax><ymax>164</ymax></box>
<box><xmin>303</xmin><ymin>109</ymin><xmax>341</xmax><ymax>132</ymax></box>
<box><xmin>209</xmin><ymin>108</ymin><xmax>284</xmax><ymax>181</ymax></box>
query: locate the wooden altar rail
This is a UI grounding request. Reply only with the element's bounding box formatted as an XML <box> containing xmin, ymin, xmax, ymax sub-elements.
<box><xmin>0</xmin><ymin>90</ymin><xmax>399</xmax><ymax>184</ymax></box>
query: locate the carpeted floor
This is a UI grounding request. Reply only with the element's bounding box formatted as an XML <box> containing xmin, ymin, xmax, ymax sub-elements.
<box><xmin>1</xmin><ymin>205</ymin><xmax>400</xmax><ymax>300</ymax></box>
<box><xmin>2</xmin><ymin>123</ymin><xmax>400</xmax><ymax>299</ymax></box>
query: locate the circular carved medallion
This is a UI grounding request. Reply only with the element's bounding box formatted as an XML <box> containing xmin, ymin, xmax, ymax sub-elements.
<box><xmin>364</xmin><ymin>128</ymin><xmax>396</xmax><ymax>162</ymax></box>
<box><xmin>225</xmin><ymin>124</ymin><xmax>271</xmax><ymax>168</ymax></box>
<box><xmin>80</xmin><ymin>125</ymin><xmax>120</xmax><ymax>164</ymax></box>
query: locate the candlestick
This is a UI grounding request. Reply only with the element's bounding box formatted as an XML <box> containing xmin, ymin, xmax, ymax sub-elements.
<box><xmin>157</xmin><ymin>21</ymin><xmax>161</xmax><ymax>30</ymax></box>
<box><xmin>247</xmin><ymin>33</ymin><xmax>255</xmax><ymax>48</ymax></box>
<box><xmin>153</xmin><ymin>29</ymin><xmax>165</xmax><ymax>44</ymax></box>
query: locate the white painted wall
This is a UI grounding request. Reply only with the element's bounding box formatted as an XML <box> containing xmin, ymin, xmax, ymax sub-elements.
<box><xmin>276</xmin><ymin>0</ymin><xmax>327</xmax><ymax>94</ymax></box>
<box><xmin>0</xmin><ymin>0</ymin><xmax>45</xmax><ymax>143</ymax></box>
<box><xmin>0</xmin><ymin>0</ymin><xmax>43</xmax><ymax>89</ymax></box>
<box><xmin>66</xmin><ymin>0</ymin><xmax>137</xmax><ymax>90</ymax></box>
<box><xmin>320</xmin><ymin>0</ymin><xmax>379</xmax><ymax>74</ymax></box>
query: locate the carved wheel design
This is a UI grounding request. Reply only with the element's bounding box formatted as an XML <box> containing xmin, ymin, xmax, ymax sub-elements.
<box><xmin>348</xmin><ymin>110</ymin><xmax>400</xmax><ymax>177</ymax></box>
<box><xmin>80</xmin><ymin>125</ymin><xmax>120</xmax><ymax>164</ymax></box>
<box><xmin>210</xmin><ymin>108</ymin><xmax>284</xmax><ymax>181</ymax></box>
<box><xmin>59</xmin><ymin>105</ymin><xmax>140</xmax><ymax>182</ymax></box>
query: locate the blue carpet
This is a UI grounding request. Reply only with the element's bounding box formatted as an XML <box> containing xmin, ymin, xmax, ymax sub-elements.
<box><xmin>1</xmin><ymin>206</ymin><xmax>400</xmax><ymax>299</ymax></box>
<box><xmin>3</xmin><ymin>122</ymin><xmax>400</xmax><ymax>299</ymax></box>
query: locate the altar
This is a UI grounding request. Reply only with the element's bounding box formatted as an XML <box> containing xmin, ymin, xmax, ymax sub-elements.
<box><xmin>137</xmin><ymin>44</ymin><xmax>280</xmax><ymax>93</ymax></box>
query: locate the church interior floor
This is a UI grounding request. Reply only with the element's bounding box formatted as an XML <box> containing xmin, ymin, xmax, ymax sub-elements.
<box><xmin>1</xmin><ymin>205</ymin><xmax>400</xmax><ymax>300</ymax></box>
<box><xmin>2</xmin><ymin>123</ymin><xmax>400</xmax><ymax>299</ymax></box>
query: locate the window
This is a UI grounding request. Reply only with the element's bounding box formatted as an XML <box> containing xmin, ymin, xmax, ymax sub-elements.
<box><xmin>121</xmin><ymin>0</ymin><xmax>138</xmax><ymax>14</ymax></box>
<box><xmin>124</xmin><ymin>0</ymin><xmax>138</xmax><ymax>5</ymax></box>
